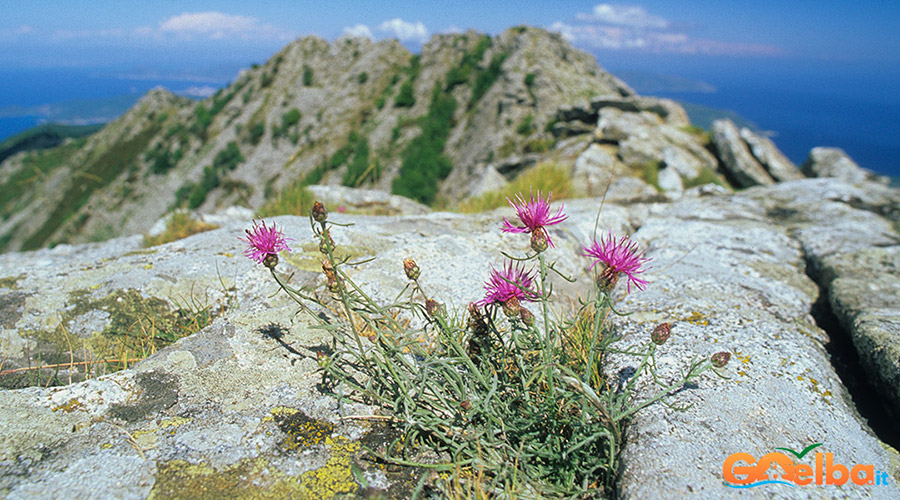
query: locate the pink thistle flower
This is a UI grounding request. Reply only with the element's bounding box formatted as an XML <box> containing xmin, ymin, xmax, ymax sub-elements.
<box><xmin>502</xmin><ymin>191</ymin><xmax>567</xmax><ymax>249</ymax></box>
<box><xmin>241</xmin><ymin>219</ymin><xmax>292</xmax><ymax>266</ymax></box>
<box><xmin>478</xmin><ymin>261</ymin><xmax>538</xmax><ymax>307</ymax></box>
<box><xmin>583</xmin><ymin>232</ymin><xmax>650</xmax><ymax>293</ymax></box>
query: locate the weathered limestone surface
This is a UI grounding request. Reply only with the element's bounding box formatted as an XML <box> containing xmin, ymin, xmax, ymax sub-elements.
<box><xmin>1</xmin><ymin>180</ymin><xmax>899</xmax><ymax>498</ymax></box>
<box><xmin>711</xmin><ymin>119</ymin><xmax>776</xmax><ymax>187</ymax></box>
<box><xmin>802</xmin><ymin>147</ymin><xmax>889</xmax><ymax>185</ymax></box>
<box><xmin>740</xmin><ymin>127</ymin><xmax>805</xmax><ymax>182</ymax></box>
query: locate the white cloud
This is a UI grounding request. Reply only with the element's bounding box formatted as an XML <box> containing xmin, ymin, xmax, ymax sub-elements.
<box><xmin>377</xmin><ymin>18</ymin><xmax>429</xmax><ymax>44</ymax></box>
<box><xmin>158</xmin><ymin>11</ymin><xmax>291</xmax><ymax>41</ymax></box>
<box><xmin>342</xmin><ymin>24</ymin><xmax>374</xmax><ymax>40</ymax></box>
<box><xmin>177</xmin><ymin>85</ymin><xmax>219</xmax><ymax>98</ymax></box>
<box><xmin>551</xmin><ymin>4</ymin><xmax>781</xmax><ymax>56</ymax></box>
<box><xmin>575</xmin><ymin>4</ymin><xmax>668</xmax><ymax>29</ymax></box>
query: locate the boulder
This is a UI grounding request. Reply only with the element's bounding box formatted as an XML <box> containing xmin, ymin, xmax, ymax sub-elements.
<box><xmin>802</xmin><ymin>147</ymin><xmax>879</xmax><ymax>184</ymax></box>
<box><xmin>598</xmin><ymin>108</ymin><xmax>718</xmax><ymax>188</ymax></box>
<box><xmin>711</xmin><ymin>119</ymin><xmax>776</xmax><ymax>187</ymax></box>
<box><xmin>306</xmin><ymin>185</ymin><xmax>429</xmax><ymax>216</ymax></box>
<box><xmin>740</xmin><ymin>128</ymin><xmax>805</xmax><ymax>182</ymax></box>
<box><xmin>589</xmin><ymin>95</ymin><xmax>690</xmax><ymax>127</ymax></box>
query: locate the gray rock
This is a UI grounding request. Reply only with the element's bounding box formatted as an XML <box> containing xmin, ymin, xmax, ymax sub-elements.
<box><xmin>572</xmin><ymin>143</ymin><xmax>619</xmax><ymax>193</ymax></box>
<box><xmin>711</xmin><ymin>119</ymin><xmax>776</xmax><ymax>187</ymax></box>
<box><xmin>556</xmin><ymin>103</ymin><xmax>595</xmax><ymax>123</ymax></box>
<box><xmin>598</xmin><ymin>108</ymin><xmax>718</xmax><ymax>190</ymax></box>
<box><xmin>740</xmin><ymin>127</ymin><xmax>805</xmax><ymax>182</ymax></box>
<box><xmin>656</xmin><ymin>164</ymin><xmax>683</xmax><ymax>192</ymax></box>
<box><xmin>3</xmin><ymin>180</ymin><xmax>900</xmax><ymax>498</ymax></box>
<box><xmin>467</xmin><ymin>165</ymin><xmax>509</xmax><ymax>198</ymax></box>
<box><xmin>306</xmin><ymin>185</ymin><xmax>429</xmax><ymax>215</ymax></box>
<box><xmin>612</xmin><ymin>179</ymin><xmax>900</xmax><ymax>499</ymax></box>
<box><xmin>589</xmin><ymin>95</ymin><xmax>690</xmax><ymax>126</ymax></box>
<box><xmin>746</xmin><ymin>179</ymin><xmax>900</xmax><ymax>420</ymax></box>
<box><xmin>802</xmin><ymin>147</ymin><xmax>875</xmax><ymax>184</ymax></box>
<box><xmin>551</xmin><ymin>120</ymin><xmax>595</xmax><ymax>138</ymax></box>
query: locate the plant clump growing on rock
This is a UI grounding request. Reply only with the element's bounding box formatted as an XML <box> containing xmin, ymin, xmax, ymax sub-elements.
<box><xmin>243</xmin><ymin>197</ymin><xmax>731</xmax><ymax>497</ymax></box>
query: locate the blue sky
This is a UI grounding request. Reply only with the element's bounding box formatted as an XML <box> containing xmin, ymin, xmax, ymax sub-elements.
<box><xmin>2</xmin><ymin>1</ymin><xmax>898</xmax><ymax>76</ymax></box>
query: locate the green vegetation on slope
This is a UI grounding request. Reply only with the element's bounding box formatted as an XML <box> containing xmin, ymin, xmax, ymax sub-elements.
<box><xmin>391</xmin><ymin>84</ymin><xmax>457</xmax><ymax>205</ymax></box>
<box><xmin>456</xmin><ymin>162</ymin><xmax>573</xmax><ymax>213</ymax></box>
<box><xmin>0</xmin><ymin>123</ymin><xmax>102</xmax><ymax>164</ymax></box>
<box><xmin>21</xmin><ymin>125</ymin><xmax>159</xmax><ymax>250</ymax></box>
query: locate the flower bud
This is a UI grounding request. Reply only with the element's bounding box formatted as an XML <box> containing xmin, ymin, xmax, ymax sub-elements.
<box><xmin>530</xmin><ymin>228</ymin><xmax>549</xmax><ymax>253</ymax></box>
<box><xmin>425</xmin><ymin>298</ymin><xmax>441</xmax><ymax>318</ymax></box>
<box><xmin>710</xmin><ymin>351</ymin><xmax>731</xmax><ymax>368</ymax></box>
<box><xmin>597</xmin><ymin>266</ymin><xmax>619</xmax><ymax>293</ymax></box>
<box><xmin>467</xmin><ymin>302</ymin><xmax>488</xmax><ymax>336</ymax></box>
<box><xmin>322</xmin><ymin>260</ymin><xmax>335</xmax><ymax>279</ymax></box>
<box><xmin>519</xmin><ymin>307</ymin><xmax>535</xmax><ymax>327</ymax></box>
<box><xmin>651</xmin><ymin>322</ymin><xmax>671</xmax><ymax>345</ymax></box>
<box><xmin>502</xmin><ymin>296</ymin><xmax>521</xmax><ymax>318</ymax></box>
<box><xmin>403</xmin><ymin>258</ymin><xmax>420</xmax><ymax>280</ymax></box>
<box><xmin>311</xmin><ymin>201</ymin><xmax>328</xmax><ymax>223</ymax></box>
<box><xmin>263</xmin><ymin>253</ymin><xmax>279</xmax><ymax>269</ymax></box>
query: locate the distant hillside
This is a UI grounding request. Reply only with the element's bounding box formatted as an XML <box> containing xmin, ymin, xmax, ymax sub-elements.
<box><xmin>677</xmin><ymin>101</ymin><xmax>759</xmax><ymax>132</ymax></box>
<box><xmin>0</xmin><ymin>26</ymin><xmax>634</xmax><ymax>252</ymax></box>
<box><xmin>0</xmin><ymin>123</ymin><xmax>103</xmax><ymax>164</ymax></box>
<box><xmin>615</xmin><ymin>70</ymin><xmax>716</xmax><ymax>94</ymax></box>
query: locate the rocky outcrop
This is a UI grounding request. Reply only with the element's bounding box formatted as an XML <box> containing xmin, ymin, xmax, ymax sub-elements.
<box><xmin>711</xmin><ymin>119</ymin><xmax>776</xmax><ymax>187</ymax></box>
<box><xmin>305</xmin><ymin>185</ymin><xmax>429</xmax><ymax>215</ymax></box>
<box><xmin>2</xmin><ymin>179</ymin><xmax>899</xmax><ymax>497</ymax></box>
<box><xmin>802</xmin><ymin>146</ymin><xmax>885</xmax><ymax>185</ymax></box>
<box><xmin>740</xmin><ymin>127</ymin><xmax>805</xmax><ymax>182</ymax></box>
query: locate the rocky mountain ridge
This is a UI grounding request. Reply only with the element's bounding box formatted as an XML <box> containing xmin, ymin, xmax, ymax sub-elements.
<box><xmin>3</xmin><ymin>25</ymin><xmax>882</xmax><ymax>255</ymax></box>
<box><xmin>0</xmin><ymin>26</ymin><xmax>636</xmax><ymax>252</ymax></box>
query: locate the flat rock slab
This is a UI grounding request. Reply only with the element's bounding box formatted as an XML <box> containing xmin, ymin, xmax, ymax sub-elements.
<box><xmin>1</xmin><ymin>179</ymin><xmax>899</xmax><ymax>498</ymax></box>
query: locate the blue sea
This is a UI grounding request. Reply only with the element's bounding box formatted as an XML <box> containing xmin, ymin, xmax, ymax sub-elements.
<box><xmin>654</xmin><ymin>83</ymin><xmax>900</xmax><ymax>179</ymax></box>
<box><xmin>607</xmin><ymin>56</ymin><xmax>900</xmax><ymax>179</ymax></box>
<box><xmin>0</xmin><ymin>67</ymin><xmax>227</xmax><ymax>141</ymax></box>
<box><xmin>1</xmin><ymin>64</ymin><xmax>898</xmax><ymax>179</ymax></box>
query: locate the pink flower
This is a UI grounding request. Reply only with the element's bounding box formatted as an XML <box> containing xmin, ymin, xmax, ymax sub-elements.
<box><xmin>583</xmin><ymin>232</ymin><xmax>650</xmax><ymax>293</ymax></box>
<box><xmin>241</xmin><ymin>219</ymin><xmax>292</xmax><ymax>265</ymax></box>
<box><xmin>478</xmin><ymin>261</ymin><xmax>538</xmax><ymax>307</ymax></box>
<box><xmin>502</xmin><ymin>191</ymin><xmax>567</xmax><ymax>248</ymax></box>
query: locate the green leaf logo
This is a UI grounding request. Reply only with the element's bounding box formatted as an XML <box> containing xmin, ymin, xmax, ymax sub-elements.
<box><xmin>775</xmin><ymin>442</ymin><xmax>822</xmax><ymax>459</ymax></box>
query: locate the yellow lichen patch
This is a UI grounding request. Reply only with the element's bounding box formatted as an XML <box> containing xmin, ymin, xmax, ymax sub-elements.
<box><xmin>679</xmin><ymin>311</ymin><xmax>709</xmax><ymax>326</ymax></box>
<box><xmin>797</xmin><ymin>373</ymin><xmax>834</xmax><ymax>404</ymax></box>
<box><xmin>0</xmin><ymin>274</ymin><xmax>24</xmax><ymax>288</ymax></box>
<box><xmin>275</xmin><ymin>409</ymin><xmax>335</xmax><ymax>451</ymax></box>
<box><xmin>281</xmin><ymin>242</ymin><xmax>372</xmax><ymax>273</ymax></box>
<box><xmin>733</xmin><ymin>353</ymin><xmax>752</xmax><ymax>365</ymax></box>
<box><xmin>160</xmin><ymin>416</ymin><xmax>192</xmax><ymax>430</ymax></box>
<box><xmin>296</xmin><ymin>436</ymin><xmax>361</xmax><ymax>498</ymax></box>
<box><xmin>132</xmin><ymin>428</ymin><xmax>159</xmax><ymax>450</ymax></box>
<box><xmin>52</xmin><ymin>398</ymin><xmax>86</xmax><ymax>413</ymax></box>
<box><xmin>148</xmin><ymin>458</ymin><xmax>311</xmax><ymax>500</ymax></box>
<box><xmin>149</xmin><ymin>444</ymin><xmax>367</xmax><ymax>500</ymax></box>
